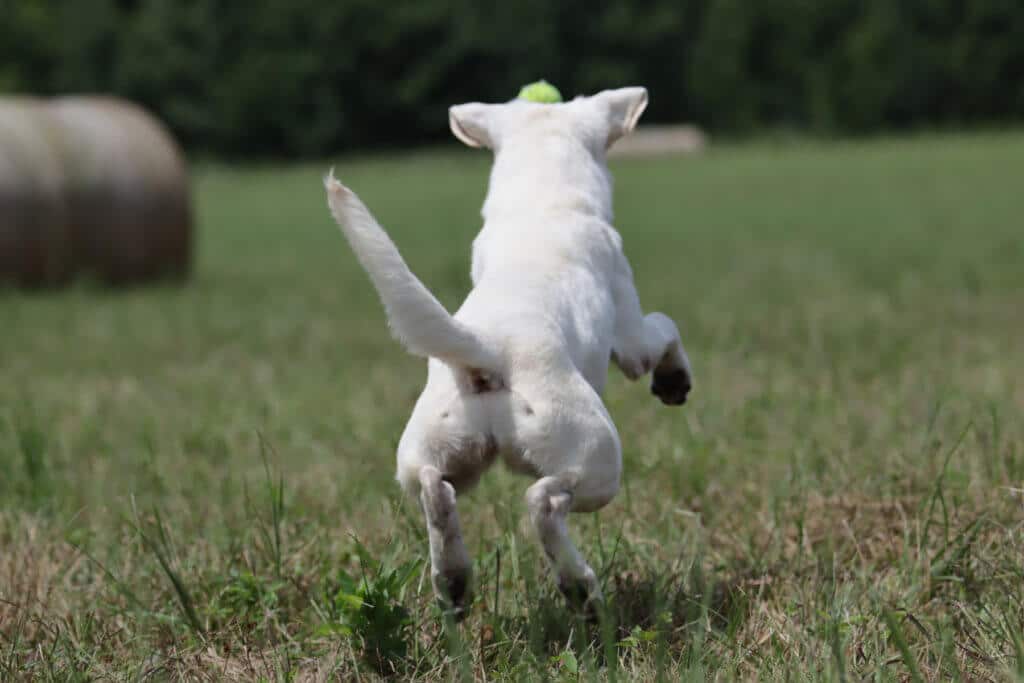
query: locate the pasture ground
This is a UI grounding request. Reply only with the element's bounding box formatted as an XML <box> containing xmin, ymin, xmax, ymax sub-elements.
<box><xmin>2</xmin><ymin>133</ymin><xmax>1023</xmax><ymax>680</ymax></box>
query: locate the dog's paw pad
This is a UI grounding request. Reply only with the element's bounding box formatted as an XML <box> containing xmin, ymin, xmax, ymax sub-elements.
<box><xmin>651</xmin><ymin>368</ymin><xmax>691</xmax><ymax>406</ymax></box>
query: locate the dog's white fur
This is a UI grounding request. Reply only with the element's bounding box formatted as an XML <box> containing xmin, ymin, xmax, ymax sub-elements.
<box><xmin>324</xmin><ymin>87</ymin><xmax>692</xmax><ymax>615</ymax></box>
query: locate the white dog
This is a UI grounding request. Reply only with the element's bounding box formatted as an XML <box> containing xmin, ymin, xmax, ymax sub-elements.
<box><xmin>324</xmin><ymin>87</ymin><xmax>692</xmax><ymax>617</ymax></box>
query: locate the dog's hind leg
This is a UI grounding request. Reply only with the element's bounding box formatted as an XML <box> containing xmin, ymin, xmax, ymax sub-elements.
<box><xmin>525</xmin><ymin>474</ymin><xmax>608</xmax><ymax>612</ymax></box>
<box><xmin>418</xmin><ymin>465</ymin><xmax>473</xmax><ymax>619</ymax></box>
<box><xmin>516</xmin><ymin>377</ymin><xmax>621</xmax><ymax>612</ymax></box>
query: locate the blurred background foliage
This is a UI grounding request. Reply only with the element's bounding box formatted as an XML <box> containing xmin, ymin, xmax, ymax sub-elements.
<box><xmin>1</xmin><ymin>0</ymin><xmax>1022</xmax><ymax>158</ymax></box>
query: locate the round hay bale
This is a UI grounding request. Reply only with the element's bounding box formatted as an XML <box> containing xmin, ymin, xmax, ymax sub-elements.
<box><xmin>0</xmin><ymin>98</ymin><xmax>75</xmax><ymax>287</ymax></box>
<box><xmin>608</xmin><ymin>124</ymin><xmax>708</xmax><ymax>158</ymax></box>
<box><xmin>50</xmin><ymin>96</ymin><xmax>192</xmax><ymax>285</ymax></box>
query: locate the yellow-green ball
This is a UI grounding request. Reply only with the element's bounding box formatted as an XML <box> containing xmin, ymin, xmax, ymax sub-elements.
<box><xmin>517</xmin><ymin>80</ymin><xmax>562</xmax><ymax>104</ymax></box>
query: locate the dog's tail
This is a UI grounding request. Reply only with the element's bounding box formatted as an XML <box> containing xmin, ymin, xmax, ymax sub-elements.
<box><xmin>324</xmin><ymin>171</ymin><xmax>498</xmax><ymax>372</ymax></box>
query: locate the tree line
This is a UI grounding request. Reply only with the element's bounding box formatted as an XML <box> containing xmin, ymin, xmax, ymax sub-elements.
<box><xmin>2</xmin><ymin>0</ymin><xmax>1022</xmax><ymax>158</ymax></box>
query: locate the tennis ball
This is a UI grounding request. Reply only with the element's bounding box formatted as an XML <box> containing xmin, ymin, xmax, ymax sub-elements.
<box><xmin>517</xmin><ymin>80</ymin><xmax>563</xmax><ymax>104</ymax></box>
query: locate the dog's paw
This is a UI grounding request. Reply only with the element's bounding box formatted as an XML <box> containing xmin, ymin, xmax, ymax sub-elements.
<box><xmin>557</xmin><ymin>572</ymin><xmax>603</xmax><ymax>620</ymax></box>
<box><xmin>433</xmin><ymin>569</ymin><xmax>473</xmax><ymax>622</ymax></box>
<box><xmin>651</xmin><ymin>367</ymin><xmax>691</xmax><ymax>406</ymax></box>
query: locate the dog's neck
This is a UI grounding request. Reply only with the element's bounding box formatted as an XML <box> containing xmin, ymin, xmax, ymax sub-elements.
<box><xmin>481</xmin><ymin>138</ymin><xmax>614</xmax><ymax>224</ymax></box>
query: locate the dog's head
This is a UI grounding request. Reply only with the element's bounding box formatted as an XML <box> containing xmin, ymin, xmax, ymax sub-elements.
<box><xmin>448</xmin><ymin>87</ymin><xmax>648</xmax><ymax>158</ymax></box>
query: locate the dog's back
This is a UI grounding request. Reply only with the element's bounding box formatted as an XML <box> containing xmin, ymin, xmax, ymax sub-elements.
<box><xmin>456</xmin><ymin>212</ymin><xmax>622</xmax><ymax>393</ymax></box>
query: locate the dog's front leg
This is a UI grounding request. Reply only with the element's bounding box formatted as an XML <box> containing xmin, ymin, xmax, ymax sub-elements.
<box><xmin>610</xmin><ymin>256</ymin><xmax>693</xmax><ymax>405</ymax></box>
<box><xmin>638</xmin><ymin>312</ymin><xmax>693</xmax><ymax>405</ymax></box>
<box><xmin>418</xmin><ymin>465</ymin><xmax>473</xmax><ymax>619</ymax></box>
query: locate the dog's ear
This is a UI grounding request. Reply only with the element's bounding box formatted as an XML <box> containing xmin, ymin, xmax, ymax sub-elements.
<box><xmin>449</xmin><ymin>103</ymin><xmax>495</xmax><ymax>149</ymax></box>
<box><xmin>594</xmin><ymin>87</ymin><xmax>648</xmax><ymax>147</ymax></box>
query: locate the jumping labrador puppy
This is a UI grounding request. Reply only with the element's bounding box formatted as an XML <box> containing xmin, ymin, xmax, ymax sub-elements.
<box><xmin>324</xmin><ymin>86</ymin><xmax>692</xmax><ymax>618</ymax></box>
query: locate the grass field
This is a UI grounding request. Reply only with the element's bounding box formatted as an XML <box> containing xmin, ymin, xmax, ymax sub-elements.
<box><xmin>2</xmin><ymin>133</ymin><xmax>1023</xmax><ymax>681</ymax></box>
